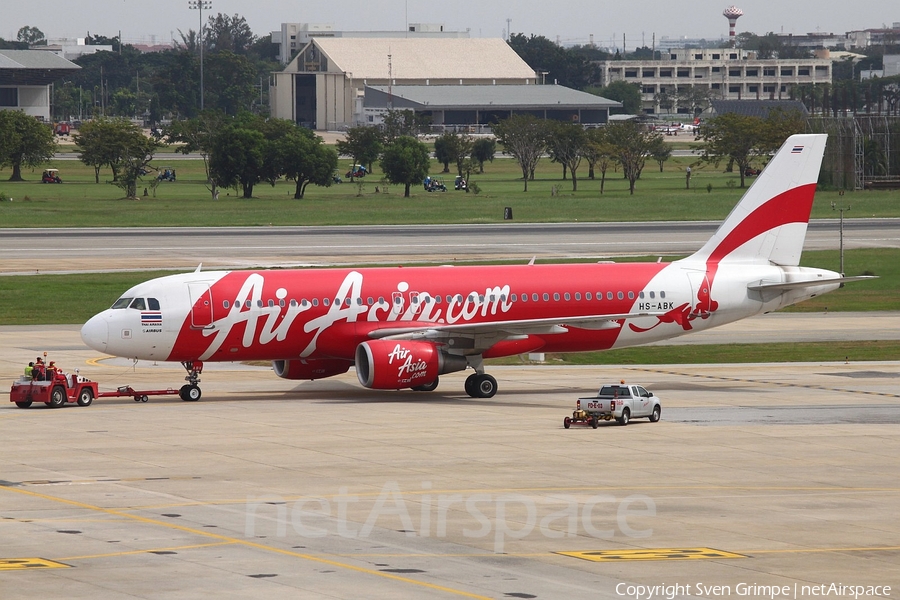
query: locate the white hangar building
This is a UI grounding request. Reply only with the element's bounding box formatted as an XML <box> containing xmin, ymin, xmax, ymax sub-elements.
<box><xmin>270</xmin><ymin>37</ymin><xmax>544</xmax><ymax>130</ymax></box>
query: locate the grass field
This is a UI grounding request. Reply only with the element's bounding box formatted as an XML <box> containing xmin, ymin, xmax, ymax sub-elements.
<box><xmin>1</xmin><ymin>155</ymin><xmax>898</xmax><ymax>227</ymax></box>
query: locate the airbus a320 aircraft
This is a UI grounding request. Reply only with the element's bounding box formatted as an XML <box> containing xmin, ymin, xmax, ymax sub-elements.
<box><xmin>81</xmin><ymin>134</ymin><xmax>863</xmax><ymax>401</ymax></box>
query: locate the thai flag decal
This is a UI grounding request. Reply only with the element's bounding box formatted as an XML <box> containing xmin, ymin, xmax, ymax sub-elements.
<box><xmin>791</xmin><ymin>145</ymin><xmax>804</xmax><ymax>154</ymax></box>
<box><xmin>141</xmin><ymin>312</ymin><xmax>163</xmax><ymax>325</ymax></box>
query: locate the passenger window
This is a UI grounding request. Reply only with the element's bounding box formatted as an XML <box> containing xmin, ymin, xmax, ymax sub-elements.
<box><xmin>129</xmin><ymin>298</ymin><xmax>146</xmax><ymax>310</ymax></box>
<box><xmin>521</xmin><ymin>294</ymin><xmax>527</xmax><ymax>303</ymax></box>
<box><xmin>367</xmin><ymin>297</ymin><xmax>374</xmax><ymax>305</ymax></box>
<box><xmin>564</xmin><ymin>292</ymin><xmax>571</xmax><ymax>301</ymax></box>
<box><xmin>650</xmin><ymin>291</ymin><xmax>656</xmax><ymax>299</ymax></box>
<box><xmin>617</xmin><ymin>292</ymin><xmax>624</xmax><ymax>300</ymax></box>
<box><xmin>279</xmin><ymin>299</ymin><xmax>285</xmax><ymax>307</ymax></box>
<box><xmin>660</xmin><ymin>291</ymin><xmax>666</xmax><ymax>299</ymax></box>
<box><xmin>223</xmin><ymin>300</ymin><xmax>230</xmax><ymax>309</ymax></box>
<box><xmin>268</xmin><ymin>300</ymin><xmax>275</xmax><ymax>307</ymax></box>
<box><xmin>245</xmin><ymin>300</ymin><xmax>252</xmax><ymax>308</ymax></box>
<box><xmin>323</xmin><ymin>298</ymin><xmax>330</xmax><ymax>306</ymax></box>
<box><xmin>574</xmin><ymin>292</ymin><xmax>581</xmax><ymax>301</ymax></box>
<box><xmin>639</xmin><ymin>291</ymin><xmax>645</xmax><ymax>299</ymax></box>
<box><xmin>148</xmin><ymin>298</ymin><xmax>160</xmax><ymax>310</ymax></box>
<box><xmin>532</xmin><ymin>293</ymin><xmax>539</xmax><ymax>302</ymax></box>
<box><xmin>607</xmin><ymin>292</ymin><xmax>614</xmax><ymax>300</ymax></box>
<box><xmin>111</xmin><ymin>297</ymin><xmax>133</xmax><ymax>309</ymax></box>
<box><xmin>553</xmin><ymin>293</ymin><xmax>560</xmax><ymax>301</ymax></box>
<box><xmin>628</xmin><ymin>291</ymin><xmax>635</xmax><ymax>300</ymax></box>
<box><xmin>257</xmin><ymin>300</ymin><xmax>264</xmax><ymax>308</ymax></box>
<box><xmin>542</xmin><ymin>293</ymin><xmax>549</xmax><ymax>301</ymax></box>
<box><xmin>312</xmin><ymin>298</ymin><xmax>319</xmax><ymax>306</ymax></box>
<box><xmin>585</xmin><ymin>292</ymin><xmax>592</xmax><ymax>300</ymax></box>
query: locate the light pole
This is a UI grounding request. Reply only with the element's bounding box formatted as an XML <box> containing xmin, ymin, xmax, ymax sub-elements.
<box><xmin>188</xmin><ymin>0</ymin><xmax>212</xmax><ymax>111</ymax></box>
<box><xmin>832</xmin><ymin>197</ymin><xmax>850</xmax><ymax>276</ymax></box>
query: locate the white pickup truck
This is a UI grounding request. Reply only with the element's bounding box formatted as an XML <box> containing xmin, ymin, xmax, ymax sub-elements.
<box><xmin>566</xmin><ymin>383</ymin><xmax>662</xmax><ymax>428</ymax></box>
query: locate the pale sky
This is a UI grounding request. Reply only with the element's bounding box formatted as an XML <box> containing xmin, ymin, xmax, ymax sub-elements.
<box><xmin>2</xmin><ymin>0</ymin><xmax>895</xmax><ymax>50</ymax></box>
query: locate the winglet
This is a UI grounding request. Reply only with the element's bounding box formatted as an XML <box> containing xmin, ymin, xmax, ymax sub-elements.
<box><xmin>194</xmin><ymin>263</ymin><xmax>203</xmax><ymax>273</ymax></box>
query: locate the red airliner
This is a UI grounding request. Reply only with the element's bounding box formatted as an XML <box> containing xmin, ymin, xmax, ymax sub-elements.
<box><xmin>81</xmin><ymin>134</ymin><xmax>862</xmax><ymax>400</ymax></box>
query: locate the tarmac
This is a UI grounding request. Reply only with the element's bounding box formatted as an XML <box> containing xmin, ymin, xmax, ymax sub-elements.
<box><xmin>1</xmin><ymin>323</ymin><xmax>899</xmax><ymax>599</ymax></box>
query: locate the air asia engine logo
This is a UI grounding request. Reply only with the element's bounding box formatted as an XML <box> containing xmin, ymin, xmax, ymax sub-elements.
<box><xmin>194</xmin><ymin>272</ymin><xmax>513</xmax><ymax>361</ymax></box>
<box><xmin>387</xmin><ymin>343</ymin><xmax>430</xmax><ymax>383</ymax></box>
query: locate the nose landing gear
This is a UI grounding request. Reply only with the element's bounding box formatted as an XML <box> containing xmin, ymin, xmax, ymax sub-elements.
<box><xmin>180</xmin><ymin>360</ymin><xmax>203</xmax><ymax>401</ymax></box>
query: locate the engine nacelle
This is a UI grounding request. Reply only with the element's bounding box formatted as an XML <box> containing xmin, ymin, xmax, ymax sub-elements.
<box><xmin>355</xmin><ymin>340</ymin><xmax>467</xmax><ymax>390</ymax></box>
<box><xmin>273</xmin><ymin>358</ymin><xmax>352</xmax><ymax>380</ymax></box>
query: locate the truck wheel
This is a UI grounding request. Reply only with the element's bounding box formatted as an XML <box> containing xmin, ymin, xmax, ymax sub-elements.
<box><xmin>564</xmin><ymin>417</ymin><xmax>571</xmax><ymax>429</ymax></box>
<box><xmin>591</xmin><ymin>415</ymin><xmax>599</xmax><ymax>429</ymax></box>
<box><xmin>15</xmin><ymin>401</ymin><xmax>32</xmax><ymax>409</ymax></box>
<box><xmin>616</xmin><ymin>408</ymin><xmax>630</xmax><ymax>426</ymax></box>
<box><xmin>649</xmin><ymin>405</ymin><xmax>661</xmax><ymax>423</ymax></box>
<box><xmin>49</xmin><ymin>386</ymin><xmax>67</xmax><ymax>408</ymax></box>
<box><xmin>77</xmin><ymin>388</ymin><xmax>94</xmax><ymax>406</ymax></box>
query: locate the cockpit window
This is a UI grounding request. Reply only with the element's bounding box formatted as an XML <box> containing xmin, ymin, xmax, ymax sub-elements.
<box><xmin>148</xmin><ymin>298</ymin><xmax>160</xmax><ymax>310</ymax></box>
<box><xmin>129</xmin><ymin>298</ymin><xmax>147</xmax><ymax>310</ymax></box>
<box><xmin>111</xmin><ymin>297</ymin><xmax>133</xmax><ymax>309</ymax></box>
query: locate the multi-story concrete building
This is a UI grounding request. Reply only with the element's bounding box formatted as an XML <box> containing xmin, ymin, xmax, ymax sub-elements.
<box><xmin>597</xmin><ymin>48</ymin><xmax>832</xmax><ymax>114</ymax></box>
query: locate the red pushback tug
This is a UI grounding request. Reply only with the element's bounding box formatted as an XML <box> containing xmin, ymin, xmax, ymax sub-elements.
<box><xmin>10</xmin><ymin>371</ymin><xmax>98</xmax><ymax>408</ymax></box>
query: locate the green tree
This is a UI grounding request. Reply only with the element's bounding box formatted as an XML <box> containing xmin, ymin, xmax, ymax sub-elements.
<box><xmin>336</xmin><ymin>126</ymin><xmax>383</xmax><ymax>179</ymax></box>
<box><xmin>205</xmin><ymin>13</ymin><xmax>255</xmax><ymax>55</ymax></box>
<box><xmin>547</xmin><ymin>121</ymin><xmax>587</xmax><ymax>191</ymax></box>
<box><xmin>648</xmin><ymin>136</ymin><xmax>672</xmax><ymax>172</ymax></box>
<box><xmin>75</xmin><ymin>118</ymin><xmax>141</xmax><ymax>182</ymax></box>
<box><xmin>696</xmin><ymin>110</ymin><xmax>805</xmax><ymax>188</ymax></box>
<box><xmin>380</xmin><ymin>136</ymin><xmax>430</xmax><ymax>197</ymax></box>
<box><xmin>16</xmin><ymin>26</ymin><xmax>45</xmax><ymax>46</ymax></box>
<box><xmin>112</xmin><ymin>130</ymin><xmax>162</xmax><ymax>199</ymax></box>
<box><xmin>164</xmin><ymin>110</ymin><xmax>227</xmax><ymax>198</ymax></box>
<box><xmin>0</xmin><ymin>110</ymin><xmax>57</xmax><ymax>181</ymax></box>
<box><xmin>508</xmin><ymin>33</ymin><xmax>600</xmax><ymax>89</ymax></box>
<box><xmin>272</xmin><ymin>127</ymin><xmax>338</xmax><ymax>199</ymax></box>
<box><xmin>589</xmin><ymin>81</ymin><xmax>642</xmax><ymax>114</ymax></box>
<box><xmin>204</xmin><ymin>51</ymin><xmax>257</xmax><ymax>115</ymax></box>
<box><xmin>433</xmin><ymin>132</ymin><xmax>455</xmax><ymax>173</ymax></box>
<box><xmin>605</xmin><ymin>121</ymin><xmax>660</xmax><ymax>194</ymax></box>
<box><xmin>381</xmin><ymin>109</ymin><xmax>429</xmax><ymax>142</ymax></box>
<box><xmin>470</xmin><ymin>137</ymin><xmax>496</xmax><ymax>173</ymax></box>
<box><xmin>493</xmin><ymin>115</ymin><xmax>549</xmax><ymax>192</ymax></box>
<box><xmin>210</xmin><ymin>123</ymin><xmax>266</xmax><ymax>198</ymax></box>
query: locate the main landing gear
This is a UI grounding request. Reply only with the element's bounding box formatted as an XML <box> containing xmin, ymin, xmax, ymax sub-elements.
<box><xmin>464</xmin><ymin>373</ymin><xmax>498</xmax><ymax>398</ymax></box>
<box><xmin>180</xmin><ymin>360</ymin><xmax>203</xmax><ymax>401</ymax></box>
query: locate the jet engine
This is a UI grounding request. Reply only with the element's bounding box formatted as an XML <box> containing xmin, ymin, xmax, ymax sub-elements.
<box><xmin>355</xmin><ymin>340</ymin><xmax>467</xmax><ymax>390</ymax></box>
<box><xmin>273</xmin><ymin>358</ymin><xmax>352</xmax><ymax>380</ymax></box>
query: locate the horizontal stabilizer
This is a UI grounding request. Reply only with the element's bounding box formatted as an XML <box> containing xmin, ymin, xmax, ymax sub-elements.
<box><xmin>748</xmin><ymin>275</ymin><xmax>877</xmax><ymax>291</ymax></box>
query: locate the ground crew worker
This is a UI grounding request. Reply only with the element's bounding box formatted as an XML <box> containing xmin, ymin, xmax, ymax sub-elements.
<box><xmin>33</xmin><ymin>358</ymin><xmax>45</xmax><ymax>381</ymax></box>
<box><xmin>25</xmin><ymin>362</ymin><xmax>34</xmax><ymax>378</ymax></box>
<box><xmin>47</xmin><ymin>361</ymin><xmax>58</xmax><ymax>381</ymax></box>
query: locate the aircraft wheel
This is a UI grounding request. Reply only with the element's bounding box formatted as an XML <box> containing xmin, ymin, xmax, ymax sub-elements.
<box><xmin>412</xmin><ymin>377</ymin><xmax>439</xmax><ymax>392</ymax></box>
<box><xmin>183</xmin><ymin>385</ymin><xmax>201</xmax><ymax>401</ymax></box>
<box><xmin>474</xmin><ymin>374</ymin><xmax>497</xmax><ymax>398</ymax></box>
<box><xmin>464</xmin><ymin>373</ymin><xmax>479</xmax><ymax>397</ymax></box>
<box><xmin>49</xmin><ymin>386</ymin><xmax>67</xmax><ymax>408</ymax></box>
<box><xmin>15</xmin><ymin>401</ymin><xmax>32</xmax><ymax>409</ymax></box>
<box><xmin>564</xmin><ymin>417</ymin><xmax>571</xmax><ymax>429</ymax></box>
<box><xmin>77</xmin><ymin>388</ymin><xmax>94</xmax><ymax>407</ymax></box>
<box><xmin>649</xmin><ymin>405</ymin><xmax>661</xmax><ymax>423</ymax></box>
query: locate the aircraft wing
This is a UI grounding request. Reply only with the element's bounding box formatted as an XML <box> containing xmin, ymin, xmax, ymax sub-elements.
<box><xmin>367</xmin><ymin>311</ymin><xmax>663</xmax><ymax>344</ymax></box>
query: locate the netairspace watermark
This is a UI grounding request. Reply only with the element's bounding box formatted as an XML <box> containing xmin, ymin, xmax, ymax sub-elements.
<box><xmin>245</xmin><ymin>481</ymin><xmax>656</xmax><ymax>553</ymax></box>
<box><xmin>616</xmin><ymin>583</ymin><xmax>892</xmax><ymax>600</ymax></box>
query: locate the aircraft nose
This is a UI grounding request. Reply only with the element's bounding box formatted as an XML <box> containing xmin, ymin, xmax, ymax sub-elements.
<box><xmin>81</xmin><ymin>313</ymin><xmax>109</xmax><ymax>352</ymax></box>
